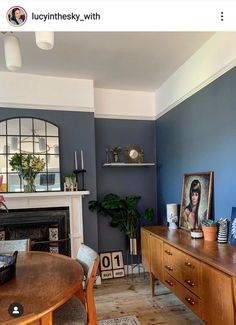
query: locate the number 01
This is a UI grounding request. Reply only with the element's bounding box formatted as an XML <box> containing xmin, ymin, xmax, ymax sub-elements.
<box><xmin>112</xmin><ymin>251</ymin><xmax>124</xmax><ymax>269</ymax></box>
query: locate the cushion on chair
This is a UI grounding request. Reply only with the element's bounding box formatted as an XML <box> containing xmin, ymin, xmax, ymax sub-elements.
<box><xmin>53</xmin><ymin>296</ymin><xmax>87</xmax><ymax>325</ymax></box>
<box><xmin>76</xmin><ymin>244</ymin><xmax>98</xmax><ymax>277</ymax></box>
<box><xmin>0</xmin><ymin>239</ymin><xmax>29</xmax><ymax>253</ymax></box>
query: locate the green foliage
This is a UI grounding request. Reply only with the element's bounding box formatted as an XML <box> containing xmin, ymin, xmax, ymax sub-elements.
<box><xmin>63</xmin><ymin>173</ymin><xmax>76</xmax><ymax>180</ymax></box>
<box><xmin>110</xmin><ymin>146</ymin><xmax>122</xmax><ymax>155</ymax></box>
<box><xmin>9</xmin><ymin>153</ymin><xmax>45</xmax><ymax>179</ymax></box>
<box><xmin>202</xmin><ymin>219</ymin><xmax>217</xmax><ymax>227</ymax></box>
<box><xmin>88</xmin><ymin>193</ymin><xmax>154</xmax><ymax>238</ymax></box>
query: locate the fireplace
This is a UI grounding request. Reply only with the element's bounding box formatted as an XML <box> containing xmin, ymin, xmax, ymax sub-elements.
<box><xmin>2</xmin><ymin>191</ymin><xmax>90</xmax><ymax>257</ymax></box>
<box><xmin>0</xmin><ymin>207</ymin><xmax>70</xmax><ymax>256</ymax></box>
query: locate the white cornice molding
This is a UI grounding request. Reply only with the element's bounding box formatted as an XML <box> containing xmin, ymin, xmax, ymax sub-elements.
<box><xmin>0</xmin><ymin>103</ymin><xmax>94</xmax><ymax>112</ymax></box>
<box><xmin>155</xmin><ymin>61</ymin><xmax>236</xmax><ymax>119</ymax></box>
<box><xmin>0</xmin><ymin>72</ymin><xmax>94</xmax><ymax>112</ymax></box>
<box><xmin>155</xmin><ymin>32</ymin><xmax>236</xmax><ymax>119</ymax></box>
<box><xmin>94</xmin><ymin>113</ymin><xmax>155</xmax><ymax>120</ymax></box>
<box><xmin>94</xmin><ymin>88</ymin><xmax>155</xmax><ymax>120</ymax></box>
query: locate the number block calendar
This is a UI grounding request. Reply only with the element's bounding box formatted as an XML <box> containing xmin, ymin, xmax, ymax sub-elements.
<box><xmin>99</xmin><ymin>251</ymin><xmax>125</xmax><ymax>280</ymax></box>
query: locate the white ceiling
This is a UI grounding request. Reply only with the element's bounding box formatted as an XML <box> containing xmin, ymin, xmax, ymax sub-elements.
<box><xmin>0</xmin><ymin>32</ymin><xmax>214</xmax><ymax>91</ymax></box>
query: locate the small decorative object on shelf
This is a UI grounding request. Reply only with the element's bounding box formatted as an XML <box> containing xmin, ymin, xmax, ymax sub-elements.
<box><xmin>124</xmin><ymin>145</ymin><xmax>144</xmax><ymax>163</ymax></box>
<box><xmin>63</xmin><ymin>174</ymin><xmax>78</xmax><ymax>191</ymax></box>
<box><xmin>166</xmin><ymin>203</ymin><xmax>178</xmax><ymax>230</ymax></box>
<box><xmin>0</xmin><ymin>251</ymin><xmax>18</xmax><ymax>285</ymax></box>
<box><xmin>217</xmin><ymin>218</ymin><xmax>228</xmax><ymax>243</ymax></box>
<box><xmin>229</xmin><ymin>207</ymin><xmax>236</xmax><ymax>246</ymax></box>
<box><xmin>9</xmin><ymin>153</ymin><xmax>45</xmax><ymax>193</ymax></box>
<box><xmin>191</xmin><ymin>229</ymin><xmax>203</xmax><ymax>239</ymax></box>
<box><xmin>110</xmin><ymin>146</ymin><xmax>122</xmax><ymax>163</ymax></box>
<box><xmin>73</xmin><ymin>169</ymin><xmax>86</xmax><ymax>190</ymax></box>
<box><xmin>74</xmin><ymin>149</ymin><xmax>86</xmax><ymax>190</ymax></box>
<box><xmin>105</xmin><ymin>148</ymin><xmax>110</xmax><ymax>163</ymax></box>
<box><xmin>202</xmin><ymin>219</ymin><xmax>217</xmax><ymax>241</ymax></box>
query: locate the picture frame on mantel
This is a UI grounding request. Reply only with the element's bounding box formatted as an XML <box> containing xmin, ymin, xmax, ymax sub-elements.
<box><xmin>179</xmin><ymin>171</ymin><xmax>213</xmax><ymax>231</ymax></box>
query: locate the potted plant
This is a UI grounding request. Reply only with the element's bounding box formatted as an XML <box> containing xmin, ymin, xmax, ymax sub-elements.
<box><xmin>88</xmin><ymin>193</ymin><xmax>154</xmax><ymax>254</ymax></box>
<box><xmin>202</xmin><ymin>219</ymin><xmax>218</xmax><ymax>241</ymax></box>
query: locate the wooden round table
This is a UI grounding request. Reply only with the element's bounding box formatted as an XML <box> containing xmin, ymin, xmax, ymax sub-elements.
<box><xmin>0</xmin><ymin>251</ymin><xmax>84</xmax><ymax>324</ymax></box>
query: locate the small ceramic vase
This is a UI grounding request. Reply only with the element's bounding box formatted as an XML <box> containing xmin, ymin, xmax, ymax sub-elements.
<box><xmin>217</xmin><ymin>218</ymin><xmax>228</xmax><ymax>243</ymax></box>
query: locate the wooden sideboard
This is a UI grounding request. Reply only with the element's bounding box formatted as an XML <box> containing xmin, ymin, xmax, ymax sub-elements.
<box><xmin>141</xmin><ymin>226</ymin><xmax>236</xmax><ymax>325</ymax></box>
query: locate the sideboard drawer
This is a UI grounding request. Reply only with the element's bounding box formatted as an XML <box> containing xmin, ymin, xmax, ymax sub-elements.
<box><xmin>181</xmin><ymin>255</ymin><xmax>202</xmax><ymax>297</ymax></box>
<box><xmin>164</xmin><ymin>243</ymin><xmax>202</xmax><ymax>297</ymax></box>
<box><xmin>176</xmin><ymin>279</ymin><xmax>202</xmax><ymax>319</ymax></box>
<box><xmin>163</xmin><ymin>261</ymin><xmax>181</xmax><ymax>282</ymax></box>
<box><xmin>164</xmin><ymin>271</ymin><xmax>202</xmax><ymax>318</ymax></box>
<box><xmin>163</xmin><ymin>271</ymin><xmax>179</xmax><ymax>294</ymax></box>
<box><xmin>163</xmin><ymin>243</ymin><xmax>181</xmax><ymax>266</ymax></box>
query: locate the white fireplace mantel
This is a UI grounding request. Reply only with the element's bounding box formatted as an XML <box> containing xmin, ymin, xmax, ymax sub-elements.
<box><xmin>2</xmin><ymin>191</ymin><xmax>90</xmax><ymax>258</ymax></box>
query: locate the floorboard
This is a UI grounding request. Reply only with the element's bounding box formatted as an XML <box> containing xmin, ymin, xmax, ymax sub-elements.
<box><xmin>94</xmin><ymin>274</ymin><xmax>204</xmax><ymax>325</ymax></box>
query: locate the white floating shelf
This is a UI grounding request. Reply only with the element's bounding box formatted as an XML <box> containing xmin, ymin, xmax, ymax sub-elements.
<box><xmin>103</xmin><ymin>163</ymin><xmax>155</xmax><ymax>167</ymax></box>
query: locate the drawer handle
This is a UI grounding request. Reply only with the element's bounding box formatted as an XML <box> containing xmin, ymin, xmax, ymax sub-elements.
<box><xmin>185</xmin><ymin>279</ymin><xmax>195</xmax><ymax>287</ymax></box>
<box><xmin>164</xmin><ymin>250</ymin><xmax>173</xmax><ymax>256</ymax></box>
<box><xmin>165</xmin><ymin>265</ymin><xmax>173</xmax><ymax>271</ymax></box>
<box><xmin>165</xmin><ymin>279</ymin><xmax>174</xmax><ymax>287</ymax></box>
<box><xmin>185</xmin><ymin>261</ymin><xmax>192</xmax><ymax>267</ymax></box>
<box><xmin>185</xmin><ymin>297</ymin><xmax>195</xmax><ymax>306</ymax></box>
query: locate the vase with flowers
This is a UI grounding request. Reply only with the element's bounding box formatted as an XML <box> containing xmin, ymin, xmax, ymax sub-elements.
<box><xmin>9</xmin><ymin>153</ymin><xmax>45</xmax><ymax>192</ymax></box>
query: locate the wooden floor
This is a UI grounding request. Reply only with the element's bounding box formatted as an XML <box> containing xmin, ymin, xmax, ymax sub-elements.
<box><xmin>94</xmin><ymin>274</ymin><xmax>204</xmax><ymax>325</ymax></box>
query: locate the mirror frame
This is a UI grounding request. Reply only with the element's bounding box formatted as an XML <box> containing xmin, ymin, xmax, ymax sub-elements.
<box><xmin>0</xmin><ymin>117</ymin><xmax>61</xmax><ymax>192</ymax></box>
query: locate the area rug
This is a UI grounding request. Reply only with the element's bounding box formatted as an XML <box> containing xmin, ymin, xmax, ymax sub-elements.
<box><xmin>99</xmin><ymin>315</ymin><xmax>140</xmax><ymax>325</ymax></box>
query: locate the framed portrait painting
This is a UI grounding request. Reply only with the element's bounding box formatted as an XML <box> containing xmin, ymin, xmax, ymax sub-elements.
<box><xmin>179</xmin><ymin>171</ymin><xmax>213</xmax><ymax>231</ymax></box>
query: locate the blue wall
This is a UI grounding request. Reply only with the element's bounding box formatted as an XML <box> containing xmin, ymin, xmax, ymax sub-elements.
<box><xmin>0</xmin><ymin>107</ymin><xmax>98</xmax><ymax>250</ymax></box>
<box><xmin>95</xmin><ymin>118</ymin><xmax>157</xmax><ymax>253</ymax></box>
<box><xmin>156</xmin><ymin>67</ymin><xmax>236</xmax><ymax>224</ymax></box>
<box><xmin>3</xmin><ymin>66</ymin><xmax>235</xmax><ymax>253</ymax></box>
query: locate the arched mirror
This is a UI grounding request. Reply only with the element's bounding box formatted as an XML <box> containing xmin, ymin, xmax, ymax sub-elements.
<box><xmin>0</xmin><ymin>117</ymin><xmax>61</xmax><ymax>192</ymax></box>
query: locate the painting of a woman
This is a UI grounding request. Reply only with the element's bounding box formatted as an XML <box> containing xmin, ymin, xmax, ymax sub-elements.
<box><xmin>180</xmin><ymin>172</ymin><xmax>213</xmax><ymax>231</ymax></box>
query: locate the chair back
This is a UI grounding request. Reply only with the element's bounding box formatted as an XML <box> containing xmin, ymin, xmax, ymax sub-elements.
<box><xmin>77</xmin><ymin>244</ymin><xmax>99</xmax><ymax>325</ymax></box>
<box><xmin>76</xmin><ymin>243</ymin><xmax>98</xmax><ymax>277</ymax></box>
<box><xmin>0</xmin><ymin>239</ymin><xmax>31</xmax><ymax>253</ymax></box>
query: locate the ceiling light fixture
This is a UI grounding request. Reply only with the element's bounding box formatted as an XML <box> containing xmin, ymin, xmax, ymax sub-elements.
<box><xmin>4</xmin><ymin>34</ymin><xmax>22</xmax><ymax>71</ymax></box>
<box><xmin>35</xmin><ymin>32</ymin><xmax>54</xmax><ymax>50</ymax></box>
<box><xmin>2</xmin><ymin>31</ymin><xmax>54</xmax><ymax>72</ymax></box>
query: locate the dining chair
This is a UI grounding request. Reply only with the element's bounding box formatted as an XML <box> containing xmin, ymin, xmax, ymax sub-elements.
<box><xmin>54</xmin><ymin>243</ymin><xmax>99</xmax><ymax>325</ymax></box>
<box><xmin>0</xmin><ymin>238</ymin><xmax>31</xmax><ymax>253</ymax></box>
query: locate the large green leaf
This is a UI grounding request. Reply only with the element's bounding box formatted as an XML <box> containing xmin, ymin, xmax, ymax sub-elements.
<box><xmin>88</xmin><ymin>193</ymin><xmax>154</xmax><ymax>238</ymax></box>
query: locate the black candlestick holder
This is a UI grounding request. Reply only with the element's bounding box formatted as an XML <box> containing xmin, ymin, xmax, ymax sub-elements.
<box><xmin>73</xmin><ymin>169</ymin><xmax>86</xmax><ymax>190</ymax></box>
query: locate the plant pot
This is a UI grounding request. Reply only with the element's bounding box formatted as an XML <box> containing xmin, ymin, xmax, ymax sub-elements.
<box><xmin>202</xmin><ymin>226</ymin><xmax>217</xmax><ymax>241</ymax></box>
<box><xmin>129</xmin><ymin>238</ymin><xmax>138</xmax><ymax>255</ymax></box>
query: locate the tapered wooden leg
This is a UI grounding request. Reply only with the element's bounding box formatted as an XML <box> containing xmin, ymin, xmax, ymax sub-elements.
<box><xmin>40</xmin><ymin>312</ymin><xmax>52</xmax><ymax>325</ymax></box>
<box><xmin>150</xmin><ymin>272</ymin><xmax>155</xmax><ymax>296</ymax></box>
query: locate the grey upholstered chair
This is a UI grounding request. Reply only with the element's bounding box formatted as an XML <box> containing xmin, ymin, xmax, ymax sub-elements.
<box><xmin>0</xmin><ymin>239</ymin><xmax>30</xmax><ymax>253</ymax></box>
<box><xmin>54</xmin><ymin>243</ymin><xmax>99</xmax><ymax>325</ymax></box>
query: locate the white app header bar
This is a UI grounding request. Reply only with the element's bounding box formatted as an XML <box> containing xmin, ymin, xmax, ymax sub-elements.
<box><xmin>0</xmin><ymin>1</ymin><xmax>235</xmax><ymax>31</ymax></box>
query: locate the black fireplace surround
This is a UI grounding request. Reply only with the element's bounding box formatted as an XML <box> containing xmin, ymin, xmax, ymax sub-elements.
<box><xmin>0</xmin><ymin>207</ymin><xmax>70</xmax><ymax>256</ymax></box>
